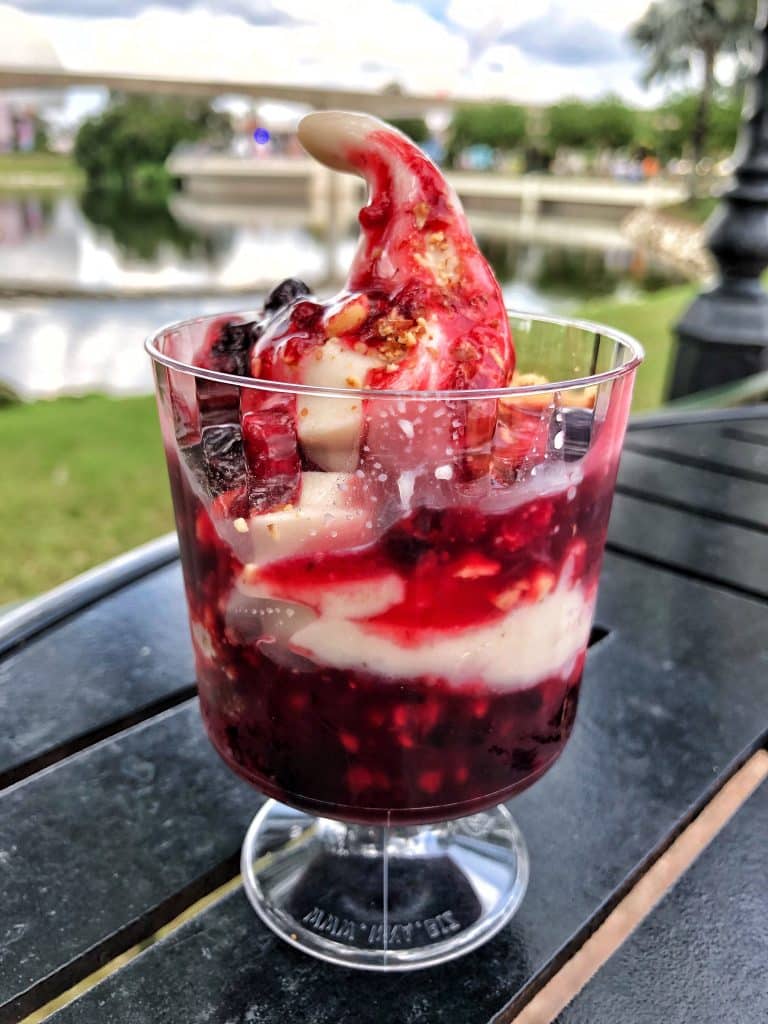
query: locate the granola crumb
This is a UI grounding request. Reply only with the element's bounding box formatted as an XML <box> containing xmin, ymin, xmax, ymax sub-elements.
<box><xmin>413</xmin><ymin>201</ymin><xmax>429</xmax><ymax>229</ymax></box>
<box><xmin>454</xmin><ymin>340</ymin><xmax>479</xmax><ymax>363</ymax></box>
<box><xmin>492</xmin><ymin>585</ymin><xmax>524</xmax><ymax>611</ymax></box>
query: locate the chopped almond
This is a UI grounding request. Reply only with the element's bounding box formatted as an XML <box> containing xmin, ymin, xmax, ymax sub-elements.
<box><xmin>531</xmin><ymin>570</ymin><xmax>556</xmax><ymax>599</ymax></box>
<box><xmin>453</xmin><ymin>555</ymin><xmax>501</xmax><ymax>579</ymax></box>
<box><xmin>326</xmin><ymin>295</ymin><xmax>369</xmax><ymax>337</ymax></box>
<box><xmin>492</xmin><ymin>584</ymin><xmax>526</xmax><ymax>611</ymax></box>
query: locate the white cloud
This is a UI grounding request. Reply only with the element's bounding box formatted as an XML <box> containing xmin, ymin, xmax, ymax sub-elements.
<box><xmin>21</xmin><ymin>0</ymin><xmax>664</xmax><ymax>106</ymax></box>
<box><xmin>36</xmin><ymin>3</ymin><xmax>465</xmax><ymax>94</ymax></box>
<box><xmin>564</xmin><ymin>0</ymin><xmax>651</xmax><ymax>33</ymax></box>
<box><xmin>447</xmin><ymin>0</ymin><xmax>651</xmax><ymax>34</ymax></box>
<box><xmin>445</xmin><ymin>0</ymin><xmax>526</xmax><ymax>32</ymax></box>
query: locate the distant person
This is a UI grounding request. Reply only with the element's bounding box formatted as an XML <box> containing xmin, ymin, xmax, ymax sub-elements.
<box><xmin>642</xmin><ymin>154</ymin><xmax>660</xmax><ymax>179</ymax></box>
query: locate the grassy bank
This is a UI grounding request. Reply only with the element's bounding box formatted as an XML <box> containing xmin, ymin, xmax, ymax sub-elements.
<box><xmin>0</xmin><ymin>151</ymin><xmax>83</xmax><ymax>190</ymax></box>
<box><xmin>0</xmin><ymin>284</ymin><xmax>690</xmax><ymax>604</ymax></box>
<box><xmin>662</xmin><ymin>197</ymin><xmax>718</xmax><ymax>225</ymax></box>
<box><xmin>576</xmin><ymin>284</ymin><xmax>694</xmax><ymax>410</ymax></box>
<box><xmin>0</xmin><ymin>395</ymin><xmax>172</xmax><ymax>603</ymax></box>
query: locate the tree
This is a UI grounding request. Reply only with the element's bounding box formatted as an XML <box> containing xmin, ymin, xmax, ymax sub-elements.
<box><xmin>548</xmin><ymin>97</ymin><xmax>637</xmax><ymax>151</ymax></box>
<box><xmin>74</xmin><ymin>94</ymin><xmax>231</xmax><ymax>189</ymax></box>
<box><xmin>387</xmin><ymin>118</ymin><xmax>429</xmax><ymax>143</ymax></box>
<box><xmin>630</xmin><ymin>0</ymin><xmax>756</xmax><ymax>170</ymax></box>
<box><xmin>650</xmin><ymin>90</ymin><xmax>743</xmax><ymax>161</ymax></box>
<box><xmin>33</xmin><ymin>116</ymin><xmax>50</xmax><ymax>153</ymax></box>
<box><xmin>547</xmin><ymin>100</ymin><xmax>594</xmax><ymax>150</ymax></box>
<box><xmin>590</xmin><ymin>97</ymin><xmax>638</xmax><ymax>150</ymax></box>
<box><xmin>446</xmin><ymin>103</ymin><xmax>527</xmax><ymax>165</ymax></box>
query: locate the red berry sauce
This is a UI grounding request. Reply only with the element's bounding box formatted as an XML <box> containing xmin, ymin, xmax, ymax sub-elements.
<box><xmin>163</xmin><ymin>423</ymin><xmax>621</xmax><ymax>825</ymax></box>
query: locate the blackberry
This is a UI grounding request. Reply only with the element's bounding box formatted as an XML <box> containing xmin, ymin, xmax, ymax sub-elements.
<box><xmin>384</xmin><ymin>531</ymin><xmax>431</xmax><ymax>568</ymax></box>
<box><xmin>210</xmin><ymin>319</ymin><xmax>262</xmax><ymax>377</ymax></box>
<box><xmin>263</xmin><ymin>278</ymin><xmax>311</xmax><ymax>316</ymax></box>
<box><xmin>201</xmin><ymin>424</ymin><xmax>246</xmax><ymax>496</ymax></box>
<box><xmin>179</xmin><ymin>442</ymin><xmax>206</xmax><ymax>490</ymax></box>
<box><xmin>510</xmin><ymin>747</ymin><xmax>538</xmax><ymax>770</ymax></box>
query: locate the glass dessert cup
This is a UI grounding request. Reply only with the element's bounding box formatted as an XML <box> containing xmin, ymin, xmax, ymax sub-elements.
<box><xmin>147</xmin><ymin>311</ymin><xmax>641</xmax><ymax>970</ymax></box>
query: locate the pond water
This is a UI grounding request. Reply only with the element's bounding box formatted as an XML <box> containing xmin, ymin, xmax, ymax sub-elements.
<box><xmin>0</xmin><ymin>190</ymin><xmax>683</xmax><ymax>399</ymax></box>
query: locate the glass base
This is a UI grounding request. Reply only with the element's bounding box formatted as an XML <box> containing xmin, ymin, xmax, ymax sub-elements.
<box><xmin>241</xmin><ymin>799</ymin><xmax>529</xmax><ymax>970</ymax></box>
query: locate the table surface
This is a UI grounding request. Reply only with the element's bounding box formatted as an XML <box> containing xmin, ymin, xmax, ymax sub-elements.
<box><xmin>1</xmin><ymin>407</ymin><xmax>767</xmax><ymax>1024</ymax></box>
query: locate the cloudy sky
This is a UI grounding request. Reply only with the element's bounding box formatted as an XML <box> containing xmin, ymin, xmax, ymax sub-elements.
<box><xmin>3</xmin><ymin>0</ymin><xmax>673</xmax><ymax>123</ymax></box>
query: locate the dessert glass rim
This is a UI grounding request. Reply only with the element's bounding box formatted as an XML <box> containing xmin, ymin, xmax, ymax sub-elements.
<box><xmin>145</xmin><ymin>307</ymin><xmax>644</xmax><ymax>401</ymax></box>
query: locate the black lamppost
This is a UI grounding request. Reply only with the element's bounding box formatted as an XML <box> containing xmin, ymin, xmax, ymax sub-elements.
<box><xmin>669</xmin><ymin>0</ymin><xmax>768</xmax><ymax>398</ymax></box>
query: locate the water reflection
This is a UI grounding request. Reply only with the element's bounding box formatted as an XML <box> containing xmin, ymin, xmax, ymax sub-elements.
<box><xmin>0</xmin><ymin>191</ymin><xmax>349</xmax><ymax>294</ymax></box>
<box><xmin>483</xmin><ymin>240</ymin><xmax>677</xmax><ymax>301</ymax></box>
<box><xmin>0</xmin><ymin>195</ymin><xmax>53</xmax><ymax>245</ymax></box>
<box><xmin>0</xmin><ymin>189</ymin><xmax>683</xmax><ymax>399</ymax></box>
<box><xmin>79</xmin><ymin>189</ymin><xmax>218</xmax><ymax>264</ymax></box>
<box><xmin>0</xmin><ymin>190</ymin><xmax>683</xmax><ymax>301</ymax></box>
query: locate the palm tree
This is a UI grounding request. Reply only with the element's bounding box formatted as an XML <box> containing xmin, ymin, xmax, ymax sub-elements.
<box><xmin>631</xmin><ymin>0</ymin><xmax>757</xmax><ymax>172</ymax></box>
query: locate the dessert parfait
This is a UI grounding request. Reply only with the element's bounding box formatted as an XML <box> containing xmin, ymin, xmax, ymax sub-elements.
<box><xmin>147</xmin><ymin>111</ymin><xmax>641</xmax><ymax>968</ymax></box>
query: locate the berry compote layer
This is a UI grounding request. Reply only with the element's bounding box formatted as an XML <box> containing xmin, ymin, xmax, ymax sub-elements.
<box><xmin>163</xmin><ymin>358</ymin><xmax>625</xmax><ymax>824</ymax></box>
<box><xmin>154</xmin><ymin>111</ymin><xmax>633</xmax><ymax>825</ymax></box>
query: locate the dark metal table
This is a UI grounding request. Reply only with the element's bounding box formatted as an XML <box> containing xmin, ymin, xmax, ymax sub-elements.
<box><xmin>2</xmin><ymin>409</ymin><xmax>767</xmax><ymax>1024</ymax></box>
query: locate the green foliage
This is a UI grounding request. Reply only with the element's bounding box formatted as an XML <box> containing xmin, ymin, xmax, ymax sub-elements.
<box><xmin>590</xmin><ymin>97</ymin><xmax>639</xmax><ymax>150</ymax></box>
<box><xmin>33</xmin><ymin>117</ymin><xmax>50</xmax><ymax>154</ymax></box>
<box><xmin>708</xmin><ymin>92</ymin><xmax>744</xmax><ymax>153</ymax></box>
<box><xmin>74</xmin><ymin>94</ymin><xmax>231</xmax><ymax>189</ymax></box>
<box><xmin>547</xmin><ymin>97</ymin><xmax>637</xmax><ymax>151</ymax></box>
<box><xmin>0</xmin><ymin>379</ymin><xmax>20</xmax><ymax>406</ymax></box>
<box><xmin>648</xmin><ymin>91</ymin><xmax>743</xmax><ymax>159</ymax></box>
<box><xmin>631</xmin><ymin>0</ymin><xmax>757</xmax><ymax>86</ymax></box>
<box><xmin>630</xmin><ymin>0</ymin><xmax>756</xmax><ymax>165</ymax></box>
<box><xmin>447</xmin><ymin>88</ymin><xmax>740</xmax><ymax>162</ymax></box>
<box><xmin>547</xmin><ymin>100</ymin><xmax>593</xmax><ymax>150</ymax></box>
<box><xmin>446</xmin><ymin>103</ymin><xmax>527</xmax><ymax>164</ymax></box>
<box><xmin>388</xmin><ymin>117</ymin><xmax>429</xmax><ymax>143</ymax></box>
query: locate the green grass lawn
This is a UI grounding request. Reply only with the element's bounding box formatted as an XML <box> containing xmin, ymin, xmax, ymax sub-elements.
<box><xmin>661</xmin><ymin>197</ymin><xmax>718</xmax><ymax>225</ymax></box>
<box><xmin>0</xmin><ymin>284</ymin><xmax>692</xmax><ymax>604</ymax></box>
<box><xmin>0</xmin><ymin>395</ymin><xmax>173</xmax><ymax>604</ymax></box>
<box><xmin>0</xmin><ymin>151</ymin><xmax>82</xmax><ymax>189</ymax></box>
<box><xmin>576</xmin><ymin>284</ymin><xmax>695</xmax><ymax>412</ymax></box>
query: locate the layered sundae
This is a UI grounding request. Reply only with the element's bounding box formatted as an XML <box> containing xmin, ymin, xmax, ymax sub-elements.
<box><xmin>158</xmin><ymin>112</ymin><xmax>631</xmax><ymax>824</ymax></box>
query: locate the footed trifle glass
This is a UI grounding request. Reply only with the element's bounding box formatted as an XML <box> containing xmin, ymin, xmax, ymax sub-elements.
<box><xmin>146</xmin><ymin>310</ymin><xmax>641</xmax><ymax>970</ymax></box>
